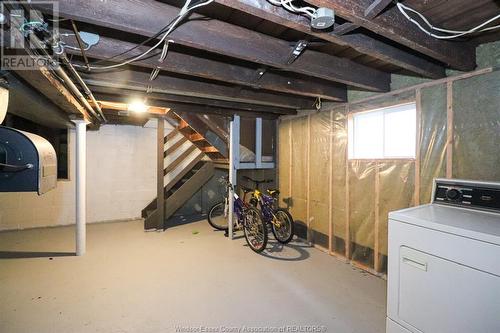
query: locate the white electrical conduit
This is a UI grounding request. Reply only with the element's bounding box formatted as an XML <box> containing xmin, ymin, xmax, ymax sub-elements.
<box><xmin>397</xmin><ymin>3</ymin><xmax>500</xmax><ymax>39</ymax></box>
<box><xmin>267</xmin><ymin>0</ymin><xmax>317</xmax><ymax>19</ymax></box>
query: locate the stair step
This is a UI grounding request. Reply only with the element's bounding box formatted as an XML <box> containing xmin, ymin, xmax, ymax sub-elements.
<box><xmin>164</xmin><ymin>146</ymin><xmax>199</xmax><ymax>175</ymax></box>
<box><xmin>164</xmin><ymin>137</ymin><xmax>188</xmax><ymax>156</ymax></box>
<box><xmin>200</xmin><ymin>146</ymin><xmax>219</xmax><ymax>153</ymax></box>
<box><xmin>189</xmin><ymin>133</ymin><xmax>205</xmax><ymax>142</ymax></box>
<box><xmin>178</xmin><ymin>120</ymin><xmax>190</xmax><ymax>130</ymax></box>
<box><xmin>164</xmin><ymin>130</ymin><xmax>178</xmax><ymax>143</ymax></box>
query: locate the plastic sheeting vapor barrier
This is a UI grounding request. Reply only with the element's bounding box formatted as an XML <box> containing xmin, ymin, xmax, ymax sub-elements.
<box><xmin>278</xmin><ymin>68</ymin><xmax>500</xmax><ymax>274</ymax></box>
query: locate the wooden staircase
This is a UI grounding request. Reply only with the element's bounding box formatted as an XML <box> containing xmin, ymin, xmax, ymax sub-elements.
<box><xmin>142</xmin><ymin>129</ymin><xmax>215</xmax><ymax>230</ymax></box>
<box><xmin>170</xmin><ymin>112</ymin><xmax>228</xmax><ymax>164</ymax></box>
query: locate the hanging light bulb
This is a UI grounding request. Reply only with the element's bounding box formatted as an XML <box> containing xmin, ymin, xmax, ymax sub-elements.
<box><xmin>128</xmin><ymin>100</ymin><xmax>148</xmax><ymax>113</ymax></box>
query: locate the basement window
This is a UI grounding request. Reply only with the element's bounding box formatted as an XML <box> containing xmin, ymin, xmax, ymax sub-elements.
<box><xmin>348</xmin><ymin>103</ymin><xmax>416</xmax><ymax>159</ymax></box>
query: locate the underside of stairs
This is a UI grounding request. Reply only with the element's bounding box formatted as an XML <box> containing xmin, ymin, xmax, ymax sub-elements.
<box><xmin>170</xmin><ymin>112</ymin><xmax>229</xmax><ymax>164</ymax></box>
<box><xmin>142</xmin><ymin>128</ymin><xmax>216</xmax><ymax>230</ymax></box>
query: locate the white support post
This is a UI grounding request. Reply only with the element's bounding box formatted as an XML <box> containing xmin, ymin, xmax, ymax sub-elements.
<box><xmin>255</xmin><ymin>117</ymin><xmax>262</xmax><ymax>168</ymax></box>
<box><xmin>72</xmin><ymin>119</ymin><xmax>88</xmax><ymax>256</ymax></box>
<box><xmin>228</xmin><ymin>115</ymin><xmax>240</xmax><ymax>240</ymax></box>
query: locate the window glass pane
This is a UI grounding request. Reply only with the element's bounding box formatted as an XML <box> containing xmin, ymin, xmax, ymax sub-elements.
<box><xmin>349</xmin><ymin>103</ymin><xmax>416</xmax><ymax>160</ymax></box>
<box><xmin>384</xmin><ymin>106</ymin><xmax>416</xmax><ymax>158</ymax></box>
<box><xmin>352</xmin><ymin>110</ymin><xmax>383</xmax><ymax>159</ymax></box>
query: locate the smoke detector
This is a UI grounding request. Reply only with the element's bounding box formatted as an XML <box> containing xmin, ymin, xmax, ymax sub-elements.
<box><xmin>311</xmin><ymin>7</ymin><xmax>335</xmax><ymax>30</ymax></box>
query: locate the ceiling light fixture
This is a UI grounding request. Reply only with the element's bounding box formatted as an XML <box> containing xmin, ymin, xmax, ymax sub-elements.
<box><xmin>128</xmin><ymin>100</ymin><xmax>148</xmax><ymax>113</ymax></box>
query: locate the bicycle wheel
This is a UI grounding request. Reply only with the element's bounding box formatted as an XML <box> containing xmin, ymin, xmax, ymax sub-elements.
<box><xmin>271</xmin><ymin>208</ymin><xmax>294</xmax><ymax>244</ymax></box>
<box><xmin>243</xmin><ymin>207</ymin><xmax>268</xmax><ymax>253</ymax></box>
<box><xmin>208</xmin><ymin>201</ymin><xmax>228</xmax><ymax>230</ymax></box>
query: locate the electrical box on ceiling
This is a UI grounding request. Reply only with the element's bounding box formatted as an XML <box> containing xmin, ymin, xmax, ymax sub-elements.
<box><xmin>311</xmin><ymin>7</ymin><xmax>335</xmax><ymax>29</ymax></box>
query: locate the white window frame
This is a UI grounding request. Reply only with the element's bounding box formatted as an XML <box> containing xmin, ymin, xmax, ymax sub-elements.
<box><xmin>348</xmin><ymin>102</ymin><xmax>417</xmax><ymax>160</ymax></box>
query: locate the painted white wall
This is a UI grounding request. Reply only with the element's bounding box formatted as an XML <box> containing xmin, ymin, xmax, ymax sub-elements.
<box><xmin>0</xmin><ymin>119</ymin><xmax>172</xmax><ymax>231</ymax></box>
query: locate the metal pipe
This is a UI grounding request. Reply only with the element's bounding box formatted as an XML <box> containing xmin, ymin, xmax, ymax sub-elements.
<box><xmin>70</xmin><ymin>20</ymin><xmax>90</xmax><ymax>71</ymax></box>
<box><xmin>26</xmin><ymin>32</ymin><xmax>102</xmax><ymax>122</ymax></box>
<box><xmin>59</xmin><ymin>53</ymin><xmax>107</xmax><ymax>122</ymax></box>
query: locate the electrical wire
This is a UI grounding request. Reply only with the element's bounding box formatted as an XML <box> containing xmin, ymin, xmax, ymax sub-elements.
<box><xmin>72</xmin><ymin>0</ymin><xmax>214</xmax><ymax>71</ymax></box>
<box><xmin>267</xmin><ymin>0</ymin><xmax>317</xmax><ymax>19</ymax></box>
<box><xmin>397</xmin><ymin>3</ymin><xmax>500</xmax><ymax>40</ymax></box>
<box><xmin>90</xmin><ymin>21</ymin><xmax>175</xmax><ymax>65</ymax></box>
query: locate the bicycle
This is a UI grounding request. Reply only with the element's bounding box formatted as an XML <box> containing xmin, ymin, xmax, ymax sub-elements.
<box><xmin>207</xmin><ymin>177</ymin><xmax>268</xmax><ymax>253</ymax></box>
<box><xmin>242</xmin><ymin>176</ymin><xmax>295</xmax><ymax>244</ymax></box>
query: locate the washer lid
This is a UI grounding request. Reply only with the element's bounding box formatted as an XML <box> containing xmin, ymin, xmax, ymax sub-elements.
<box><xmin>389</xmin><ymin>204</ymin><xmax>500</xmax><ymax>245</ymax></box>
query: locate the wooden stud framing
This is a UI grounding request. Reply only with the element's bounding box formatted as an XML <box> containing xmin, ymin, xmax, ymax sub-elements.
<box><xmin>228</xmin><ymin>115</ymin><xmax>240</xmax><ymax>240</ymax></box>
<box><xmin>446</xmin><ymin>81</ymin><xmax>454</xmax><ymax>178</ymax></box>
<box><xmin>415</xmin><ymin>89</ymin><xmax>422</xmax><ymax>206</ymax></box>
<box><xmin>306</xmin><ymin>115</ymin><xmax>312</xmax><ymax>242</ymax></box>
<box><xmin>288</xmin><ymin>122</ymin><xmax>293</xmax><ymax>208</ymax></box>
<box><xmin>345</xmin><ymin>106</ymin><xmax>351</xmax><ymax>259</ymax></box>
<box><xmin>328</xmin><ymin>110</ymin><xmax>334</xmax><ymax>254</ymax></box>
<box><xmin>255</xmin><ymin>118</ymin><xmax>263</xmax><ymax>168</ymax></box>
<box><xmin>374</xmin><ymin>162</ymin><xmax>381</xmax><ymax>273</ymax></box>
<box><xmin>156</xmin><ymin>117</ymin><xmax>165</xmax><ymax>230</ymax></box>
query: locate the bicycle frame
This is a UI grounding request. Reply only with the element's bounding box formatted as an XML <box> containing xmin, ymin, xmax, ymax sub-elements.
<box><xmin>222</xmin><ymin>181</ymin><xmax>250</xmax><ymax>229</ymax></box>
<box><xmin>251</xmin><ymin>189</ymin><xmax>279</xmax><ymax>225</ymax></box>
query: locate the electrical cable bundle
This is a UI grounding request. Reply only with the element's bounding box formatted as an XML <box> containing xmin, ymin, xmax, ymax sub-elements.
<box><xmin>72</xmin><ymin>0</ymin><xmax>214</xmax><ymax>71</ymax></box>
<box><xmin>397</xmin><ymin>2</ymin><xmax>500</xmax><ymax>40</ymax></box>
<box><xmin>267</xmin><ymin>0</ymin><xmax>317</xmax><ymax>19</ymax></box>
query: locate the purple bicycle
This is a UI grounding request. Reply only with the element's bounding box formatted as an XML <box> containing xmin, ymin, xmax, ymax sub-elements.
<box><xmin>242</xmin><ymin>176</ymin><xmax>295</xmax><ymax>244</ymax></box>
<box><xmin>208</xmin><ymin>177</ymin><xmax>268</xmax><ymax>253</ymax></box>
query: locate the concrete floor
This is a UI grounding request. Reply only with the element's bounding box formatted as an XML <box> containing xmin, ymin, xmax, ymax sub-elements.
<box><xmin>0</xmin><ymin>219</ymin><xmax>386</xmax><ymax>333</ymax></box>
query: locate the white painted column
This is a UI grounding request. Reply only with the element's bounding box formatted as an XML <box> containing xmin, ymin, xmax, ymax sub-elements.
<box><xmin>255</xmin><ymin>117</ymin><xmax>262</xmax><ymax>168</ymax></box>
<box><xmin>228</xmin><ymin>115</ymin><xmax>240</xmax><ymax>240</ymax></box>
<box><xmin>73</xmin><ymin>119</ymin><xmax>88</xmax><ymax>256</ymax></box>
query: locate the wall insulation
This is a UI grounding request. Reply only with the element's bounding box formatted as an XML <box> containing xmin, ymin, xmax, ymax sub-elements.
<box><xmin>278</xmin><ymin>68</ymin><xmax>500</xmax><ymax>275</ymax></box>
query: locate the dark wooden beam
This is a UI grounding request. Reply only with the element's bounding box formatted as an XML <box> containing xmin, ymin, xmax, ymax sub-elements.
<box><xmin>333</xmin><ymin>23</ymin><xmax>359</xmax><ymax>36</ymax></box>
<box><xmin>6</xmin><ymin>73</ymin><xmax>72</xmax><ymax>128</ymax></box>
<box><xmin>91</xmin><ymin>87</ymin><xmax>294</xmax><ymax>115</ymax></box>
<box><xmin>61</xmin><ymin>31</ymin><xmax>346</xmax><ymax>101</ymax></box>
<box><xmin>95</xmin><ymin>93</ymin><xmax>297</xmax><ymax>119</ymax></box>
<box><xmin>34</xmin><ymin>0</ymin><xmax>390</xmax><ymax>91</ymax></box>
<box><xmin>168</xmin><ymin>102</ymin><xmax>280</xmax><ymax>120</ymax></box>
<box><xmin>364</xmin><ymin>0</ymin><xmax>393</xmax><ymax>19</ymax></box>
<box><xmin>81</xmin><ymin>69</ymin><xmax>312</xmax><ymax>110</ymax></box>
<box><xmin>306</xmin><ymin>0</ymin><xmax>476</xmax><ymax>71</ymax></box>
<box><xmin>99</xmin><ymin>95</ymin><xmax>282</xmax><ymax>119</ymax></box>
<box><xmin>214</xmin><ymin>0</ymin><xmax>445</xmax><ymax>79</ymax></box>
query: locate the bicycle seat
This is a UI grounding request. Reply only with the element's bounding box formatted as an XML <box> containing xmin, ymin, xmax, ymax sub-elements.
<box><xmin>267</xmin><ymin>189</ymin><xmax>280</xmax><ymax>196</ymax></box>
<box><xmin>241</xmin><ymin>186</ymin><xmax>254</xmax><ymax>193</ymax></box>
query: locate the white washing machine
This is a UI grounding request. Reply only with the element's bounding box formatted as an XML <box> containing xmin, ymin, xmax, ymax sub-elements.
<box><xmin>386</xmin><ymin>178</ymin><xmax>500</xmax><ymax>333</ymax></box>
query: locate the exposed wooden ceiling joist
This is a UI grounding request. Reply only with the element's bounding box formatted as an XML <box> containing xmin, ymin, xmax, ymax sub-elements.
<box><xmin>33</xmin><ymin>0</ymin><xmax>390</xmax><ymax>92</ymax></box>
<box><xmin>81</xmin><ymin>69</ymin><xmax>312</xmax><ymax>110</ymax></box>
<box><xmin>97</xmin><ymin>101</ymin><xmax>170</xmax><ymax>115</ymax></box>
<box><xmin>364</xmin><ymin>0</ymin><xmax>393</xmax><ymax>19</ymax></box>
<box><xmin>98</xmin><ymin>94</ymin><xmax>283</xmax><ymax>119</ymax></box>
<box><xmin>213</xmin><ymin>0</ymin><xmax>445</xmax><ymax>79</ymax></box>
<box><xmin>61</xmin><ymin>31</ymin><xmax>347</xmax><ymax>102</ymax></box>
<box><xmin>92</xmin><ymin>88</ymin><xmax>295</xmax><ymax>115</ymax></box>
<box><xmin>306</xmin><ymin>0</ymin><xmax>477</xmax><ymax>71</ymax></box>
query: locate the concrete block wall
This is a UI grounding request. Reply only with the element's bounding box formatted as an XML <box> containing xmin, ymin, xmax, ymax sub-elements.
<box><xmin>0</xmin><ymin>119</ymin><xmax>169</xmax><ymax>231</ymax></box>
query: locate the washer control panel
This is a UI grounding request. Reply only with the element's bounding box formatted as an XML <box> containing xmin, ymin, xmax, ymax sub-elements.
<box><xmin>433</xmin><ymin>178</ymin><xmax>500</xmax><ymax>212</ymax></box>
